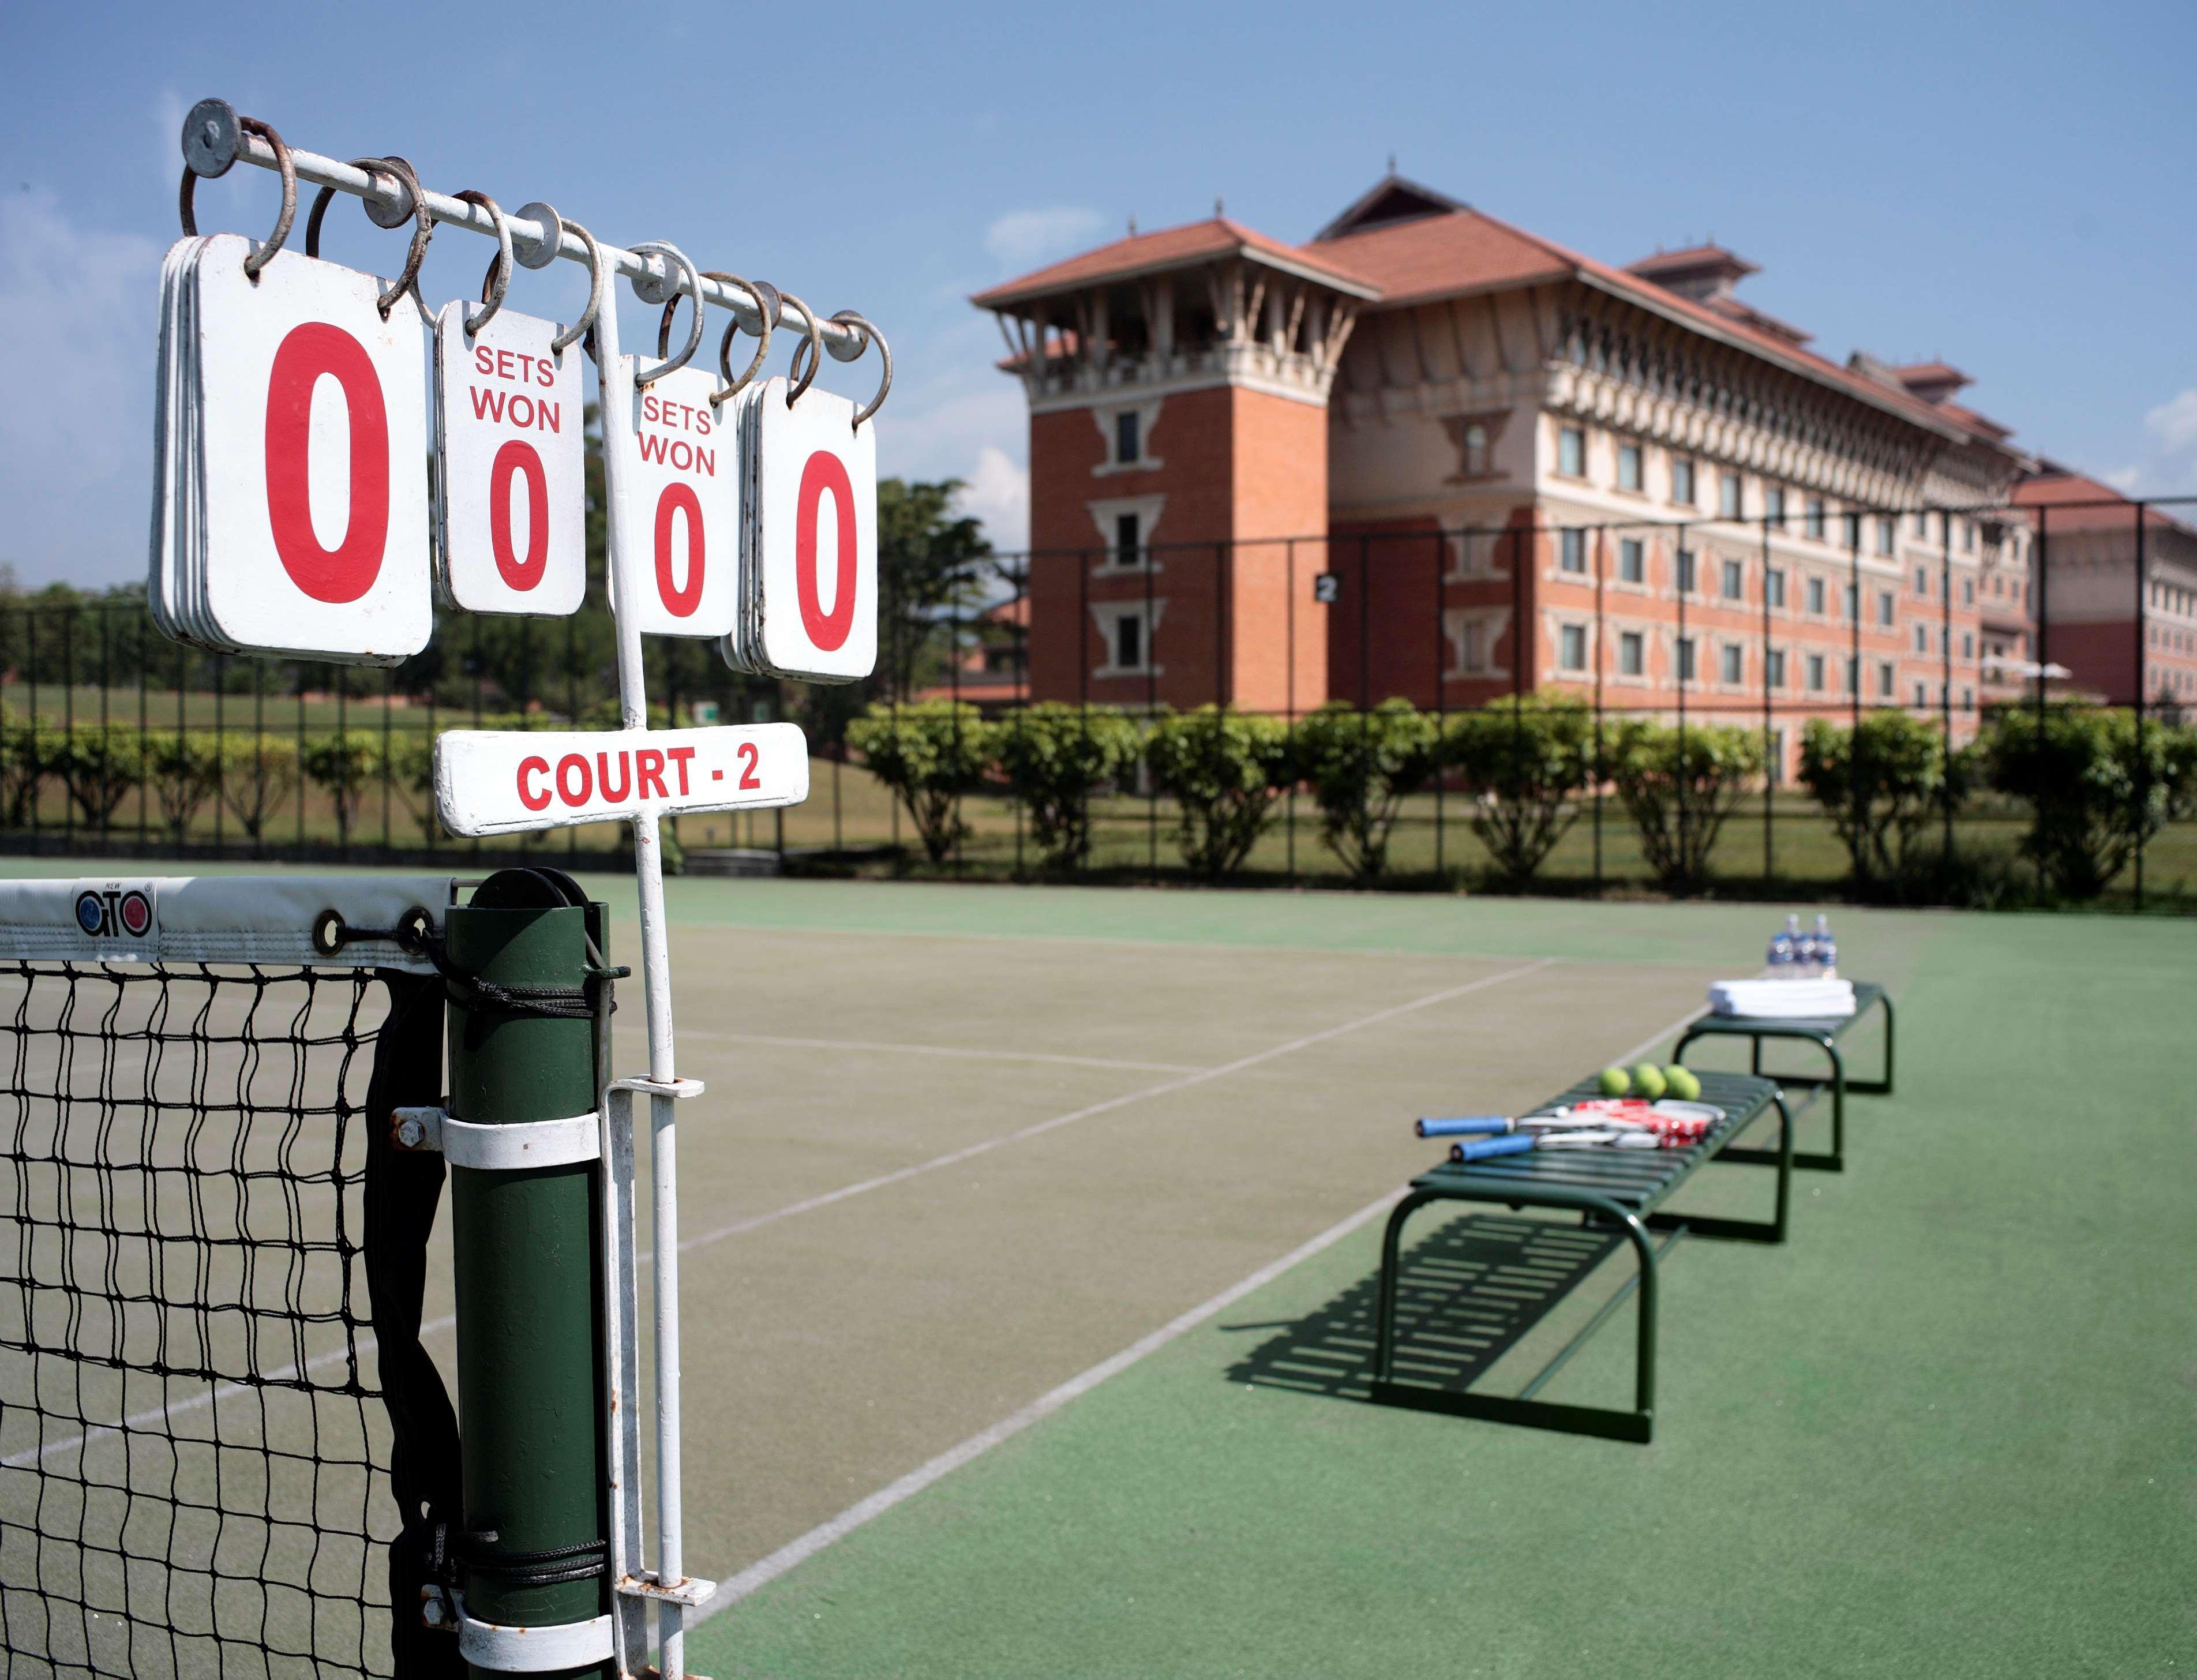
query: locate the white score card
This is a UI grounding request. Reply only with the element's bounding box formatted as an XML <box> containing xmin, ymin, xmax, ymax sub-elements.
<box><xmin>433</xmin><ymin>303</ymin><xmax>587</xmax><ymax>615</ymax></box>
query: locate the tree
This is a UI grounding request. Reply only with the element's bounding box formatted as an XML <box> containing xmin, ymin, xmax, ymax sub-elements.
<box><xmin>1145</xmin><ymin>707</ymin><xmax>1293</xmax><ymax>877</ymax></box>
<box><xmin>1607</xmin><ymin>721</ymin><xmax>1764</xmax><ymax>893</ymax></box>
<box><xmin>1293</xmin><ymin>700</ymin><xmax>1441</xmax><ymax>880</ymax></box>
<box><xmin>875</xmin><ymin>478</ymin><xmax>995</xmax><ymax>702</ymax></box>
<box><xmin>993</xmin><ymin>704</ymin><xmax>1140</xmax><ymax>872</ymax></box>
<box><xmin>301</xmin><ymin>730</ymin><xmax>384</xmax><ymax>842</ymax></box>
<box><xmin>1445</xmin><ymin>697</ymin><xmax>1595</xmax><ymax>885</ymax></box>
<box><xmin>845</xmin><ymin>701</ymin><xmax>995</xmax><ymax>865</ymax></box>
<box><xmin>1979</xmin><ymin>706</ymin><xmax>2197</xmax><ymax>899</ymax></box>
<box><xmin>144</xmin><ymin>730</ymin><xmax>223</xmax><ymax>840</ymax></box>
<box><xmin>219</xmin><ymin>736</ymin><xmax>301</xmax><ymax>842</ymax></box>
<box><xmin>1798</xmin><ymin>713</ymin><xmax>1972</xmax><ymax>890</ymax></box>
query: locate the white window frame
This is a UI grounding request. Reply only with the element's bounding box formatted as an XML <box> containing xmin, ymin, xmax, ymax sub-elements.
<box><xmin>1090</xmin><ymin>399</ymin><xmax>1165</xmax><ymax>476</ymax></box>
<box><xmin>1086</xmin><ymin>493</ymin><xmax>1168</xmax><ymax>572</ymax></box>
<box><xmin>1090</xmin><ymin>598</ymin><xmax>1167</xmax><ymax>677</ymax></box>
<box><xmin>1442</xmin><ymin>607</ymin><xmax>1510</xmax><ymax>680</ymax></box>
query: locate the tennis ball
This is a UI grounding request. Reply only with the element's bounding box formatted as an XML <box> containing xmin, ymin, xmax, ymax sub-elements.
<box><xmin>1629</xmin><ymin>1062</ymin><xmax>1667</xmax><ymax>1101</ymax></box>
<box><xmin>1598</xmin><ymin>1066</ymin><xmax>1631</xmax><ymax>1097</ymax></box>
<box><xmin>1663</xmin><ymin>1065</ymin><xmax>1701</xmax><ymax>1102</ymax></box>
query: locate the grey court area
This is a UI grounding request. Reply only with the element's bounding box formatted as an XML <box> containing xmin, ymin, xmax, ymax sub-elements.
<box><xmin>602</xmin><ymin>921</ymin><xmax>1738</xmax><ymax>1587</ymax></box>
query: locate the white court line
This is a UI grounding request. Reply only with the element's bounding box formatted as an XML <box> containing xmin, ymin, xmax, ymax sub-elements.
<box><xmin>2</xmin><ymin>1311</ymin><xmax>458</xmax><ymax>1471</ymax></box>
<box><xmin>683</xmin><ymin>993</ymin><xmax>1715</xmax><ymax>1626</ymax></box>
<box><xmin>691</xmin><ymin>1184</ymin><xmax>1408</xmax><ymax>1625</ymax></box>
<box><xmin>672</xmin><ymin>958</ymin><xmax>1558</xmax><ymax>1257</ymax></box>
<box><xmin>616</xmin><ymin>1026</ymin><xmax>1206</xmax><ymax>1076</ymax></box>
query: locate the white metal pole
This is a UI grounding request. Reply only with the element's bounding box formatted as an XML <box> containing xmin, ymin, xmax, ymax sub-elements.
<box><xmin>592</xmin><ymin>287</ymin><xmax>689</xmax><ymax>1678</ymax></box>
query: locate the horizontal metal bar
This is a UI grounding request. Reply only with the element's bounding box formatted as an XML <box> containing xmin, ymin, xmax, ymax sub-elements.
<box><xmin>1517</xmin><ymin>1224</ymin><xmax>1685</xmax><ymax>1400</ymax></box>
<box><xmin>216</xmin><ymin>125</ymin><xmax>866</xmax><ymax>361</ymax></box>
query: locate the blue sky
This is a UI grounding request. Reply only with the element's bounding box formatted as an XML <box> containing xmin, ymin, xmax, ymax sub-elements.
<box><xmin>2</xmin><ymin>0</ymin><xmax>2192</xmax><ymax>586</ymax></box>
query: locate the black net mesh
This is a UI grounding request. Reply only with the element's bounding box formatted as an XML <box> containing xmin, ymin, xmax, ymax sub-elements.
<box><xmin>0</xmin><ymin>959</ymin><xmax>436</xmax><ymax>1679</ymax></box>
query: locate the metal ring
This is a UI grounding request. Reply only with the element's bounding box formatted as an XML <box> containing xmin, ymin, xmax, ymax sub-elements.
<box><xmin>548</xmin><ymin>216</ymin><xmax>605</xmax><ymax>358</ymax></box>
<box><xmin>632</xmin><ymin>241</ymin><xmax>703</xmax><ymax>386</ymax></box>
<box><xmin>306</xmin><ymin>156</ymin><xmax>433</xmax><ymax>319</ymax></box>
<box><xmin>706</xmin><ymin>273</ymin><xmax>774</xmax><ymax>406</ymax></box>
<box><xmin>779</xmin><ymin>290</ymin><xmax>824</xmax><ymax>406</ymax></box>
<box><xmin>831</xmin><ymin>310</ymin><xmax>893</xmax><ymax>429</ymax></box>
<box><xmin>179</xmin><ymin>117</ymin><xmax>297</xmax><ymax>280</ymax></box>
<box><xmin>453</xmin><ymin>190</ymin><xmax>513</xmax><ymax>336</ymax></box>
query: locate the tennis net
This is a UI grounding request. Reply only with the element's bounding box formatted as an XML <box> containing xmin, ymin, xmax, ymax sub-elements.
<box><xmin>0</xmin><ymin>877</ymin><xmax>459</xmax><ymax>1680</ymax></box>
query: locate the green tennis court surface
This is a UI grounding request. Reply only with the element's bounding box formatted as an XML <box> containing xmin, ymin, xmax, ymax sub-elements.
<box><xmin>5</xmin><ymin>865</ymin><xmax>2188</xmax><ymax>1676</ymax></box>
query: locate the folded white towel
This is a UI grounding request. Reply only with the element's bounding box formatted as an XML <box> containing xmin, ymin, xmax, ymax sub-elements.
<box><xmin>1708</xmin><ymin>978</ymin><xmax>1856</xmax><ymax>1019</ymax></box>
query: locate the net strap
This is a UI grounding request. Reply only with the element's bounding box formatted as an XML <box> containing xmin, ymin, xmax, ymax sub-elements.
<box><xmin>363</xmin><ymin>967</ymin><xmax>468</xmax><ymax>1679</ymax></box>
<box><xmin>400</xmin><ymin>922</ymin><xmax>622</xmax><ymax>1020</ymax></box>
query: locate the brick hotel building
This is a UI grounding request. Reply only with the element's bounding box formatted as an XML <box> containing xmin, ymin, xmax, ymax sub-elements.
<box><xmin>970</xmin><ymin>177</ymin><xmax>2197</xmax><ymax>766</ymax></box>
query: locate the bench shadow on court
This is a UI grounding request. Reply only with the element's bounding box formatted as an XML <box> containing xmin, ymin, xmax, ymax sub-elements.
<box><xmin>1223</xmin><ymin>1214</ymin><xmax>1625</xmax><ymax>1404</ymax></box>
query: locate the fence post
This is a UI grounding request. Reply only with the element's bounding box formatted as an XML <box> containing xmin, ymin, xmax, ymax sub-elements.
<box><xmin>1285</xmin><ymin>538</ymin><xmax>1298</xmax><ymax>888</ymax></box>
<box><xmin>444</xmin><ymin>870</ymin><xmax>612</xmax><ymax>1665</ymax></box>
<box><xmin>61</xmin><ymin>608</ymin><xmax>73</xmax><ymax>852</ymax></box>
<box><xmin>1941</xmin><ymin>510</ymin><xmax>1954</xmax><ymax>870</ymax></box>
<box><xmin>2134</xmin><ymin>501</ymin><xmax>2148</xmax><ymax>912</ymax></box>
<box><xmin>1675</xmin><ymin>522</ymin><xmax>1689</xmax><ymax>891</ymax></box>
<box><xmin>1433</xmin><ymin>529</ymin><xmax>1446</xmax><ymax>883</ymax></box>
<box><xmin>1146</xmin><ymin>534</ymin><xmax>1159</xmax><ymax>884</ymax></box>
<box><xmin>1593</xmin><ymin>526</ymin><xmax>1605</xmax><ymax>894</ymax></box>
<box><xmin>1761</xmin><ymin>513</ymin><xmax>1774</xmax><ymax>886</ymax></box>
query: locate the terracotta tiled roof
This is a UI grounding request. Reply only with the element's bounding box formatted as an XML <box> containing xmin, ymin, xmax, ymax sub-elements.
<box><xmin>1626</xmin><ymin>243</ymin><xmax>1760</xmax><ymax>280</ymax></box>
<box><xmin>2012</xmin><ymin>471</ymin><xmax>2195</xmax><ymax>535</ymax></box>
<box><xmin>1893</xmin><ymin>361</ymin><xmax>1972</xmax><ymax>387</ymax></box>
<box><xmin>1313</xmin><ymin>204</ymin><xmax>1977</xmax><ymax>442</ymax></box>
<box><xmin>970</xmin><ymin>218</ymin><xmax>1379</xmax><ymax>309</ymax></box>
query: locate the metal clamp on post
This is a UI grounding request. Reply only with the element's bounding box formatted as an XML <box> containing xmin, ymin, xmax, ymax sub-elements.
<box><xmin>618</xmin><ymin>1567</ymin><xmax>716</xmax><ymax>1608</ymax></box>
<box><xmin>392</xmin><ymin>1105</ymin><xmax>602</xmax><ymax>1170</ymax></box>
<box><xmin>452</xmin><ymin>1592</ymin><xmax>614</xmax><ymax>1672</ymax></box>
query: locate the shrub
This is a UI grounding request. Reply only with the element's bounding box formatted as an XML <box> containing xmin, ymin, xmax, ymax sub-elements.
<box><xmin>144</xmin><ymin>730</ymin><xmax>224</xmax><ymax>839</ymax></box>
<box><xmin>1145</xmin><ymin>707</ymin><xmax>1293</xmax><ymax>877</ymax></box>
<box><xmin>301</xmin><ymin>730</ymin><xmax>385</xmax><ymax>839</ymax></box>
<box><xmin>1979</xmin><ymin>706</ymin><xmax>2197</xmax><ymax>899</ymax></box>
<box><xmin>385</xmin><ymin>732</ymin><xmax>441</xmax><ymax>842</ymax></box>
<box><xmin>1293</xmin><ymin>700</ymin><xmax>1441</xmax><ymax>880</ymax></box>
<box><xmin>1607</xmin><ymin>720</ymin><xmax>1765</xmax><ymax>893</ymax></box>
<box><xmin>0</xmin><ymin>715</ymin><xmax>46</xmax><ymax>827</ymax></box>
<box><xmin>1445</xmin><ymin>697</ymin><xmax>1594</xmax><ymax>884</ymax></box>
<box><xmin>43</xmin><ymin>725</ymin><xmax>142</xmax><ymax>828</ymax></box>
<box><xmin>845</xmin><ymin>702</ymin><xmax>995</xmax><ymax>865</ymax></box>
<box><xmin>993</xmin><ymin>704</ymin><xmax>1140</xmax><ymax>872</ymax></box>
<box><xmin>1798</xmin><ymin>713</ymin><xmax>1975</xmax><ymax>892</ymax></box>
<box><xmin>218</xmin><ymin>736</ymin><xmax>301</xmax><ymax>842</ymax></box>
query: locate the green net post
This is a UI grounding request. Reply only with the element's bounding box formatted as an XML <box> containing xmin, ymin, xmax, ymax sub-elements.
<box><xmin>445</xmin><ymin>870</ymin><xmax>613</xmax><ymax>1678</ymax></box>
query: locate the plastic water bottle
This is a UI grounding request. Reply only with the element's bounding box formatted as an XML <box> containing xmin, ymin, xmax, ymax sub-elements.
<box><xmin>1794</xmin><ymin>917</ymin><xmax>1820</xmax><ymax>977</ymax></box>
<box><xmin>1813</xmin><ymin>914</ymin><xmax>1838</xmax><ymax>980</ymax></box>
<box><xmin>1767</xmin><ymin>914</ymin><xmax>1799</xmax><ymax>975</ymax></box>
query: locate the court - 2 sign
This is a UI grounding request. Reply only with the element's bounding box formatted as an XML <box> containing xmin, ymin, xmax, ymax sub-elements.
<box><xmin>435</xmin><ymin>723</ymin><xmax>808</xmax><ymax>837</ymax></box>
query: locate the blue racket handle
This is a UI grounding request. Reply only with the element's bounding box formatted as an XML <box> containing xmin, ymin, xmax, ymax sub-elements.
<box><xmin>1416</xmin><ymin>1116</ymin><xmax>1509</xmax><ymax>1138</ymax></box>
<box><xmin>1449</xmin><ymin>1134</ymin><xmax>1536</xmax><ymax>1163</ymax></box>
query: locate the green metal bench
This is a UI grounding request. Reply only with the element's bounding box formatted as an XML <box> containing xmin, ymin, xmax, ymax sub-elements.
<box><xmin>1672</xmin><ymin>980</ymin><xmax>1893</xmax><ymax>1173</ymax></box>
<box><xmin>1369</xmin><ymin>1070</ymin><xmax>1790</xmax><ymax>1444</ymax></box>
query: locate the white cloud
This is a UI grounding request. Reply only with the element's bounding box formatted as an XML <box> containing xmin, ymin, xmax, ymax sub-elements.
<box><xmin>2143</xmin><ymin>388</ymin><xmax>2197</xmax><ymax>456</ymax></box>
<box><xmin>983</xmin><ymin>206</ymin><xmax>1107</xmax><ymax>271</ymax></box>
<box><xmin>2103</xmin><ymin>465</ymin><xmax>2142</xmax><ymax>492</ymax></box>
<box><xmin>957</xmin><ymin>447</ymin><xmax>1030</xmax><ymax>553</ymax></box>
<box><xmin>0</xmin><ymin>192</ymin><xmax>163</xmax><ymax>585</ymax></box>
